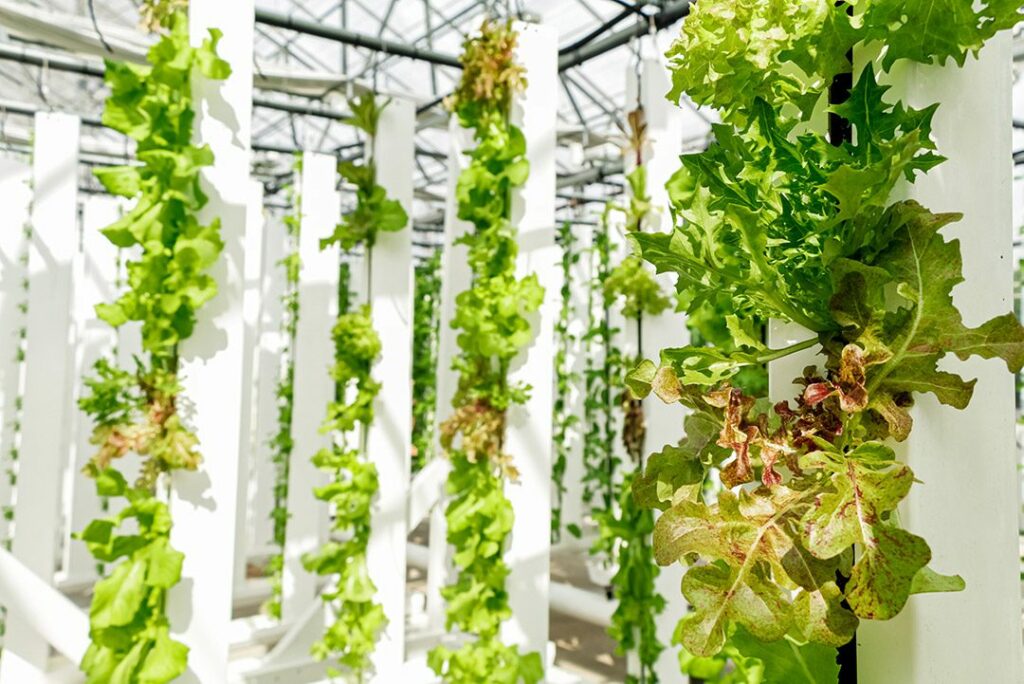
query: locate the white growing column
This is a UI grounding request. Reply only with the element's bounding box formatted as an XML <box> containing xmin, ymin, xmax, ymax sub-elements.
<box><xmin>858</xmin><ymin>36</ymin><xmax>1024</xmax><ymax>683</ymax></box>
<box><xmin>626</xmin><ymin>57</ymin><xmax>691</xmax><ymax>682</ymax></box>
<box><xmin>0</xmin><ymin>158</ymin><xmax>31</xmax><ymax>551</ymax></box>
<box><xmin>503</xmin><ymin>21</ymin><xmax>558</xmax><ymax>660</ymax></box>
<box><xmin>428</xmin><ymin>118</ymin><xmax>474</xmax><ymax>631</ymax></box>
<box><xmin>63</xmin><ymin>196</ymin><xmax>122</xmax><ymax>584</ymax></box>
<box><xmin>234</xmin><ymin>180</ymin><xmax>266</xmax><ymax>587</ymax></box>
<box><xmin>0</xmin><ymin>112</ymin><xmax>80</xmax><ymax>683</ymax></box>
<box><xmin>366</xmin><ymin>97</ymin><xmax>415</xmax><ymax>673</ymax></box>
<box><xmin>168</xmin><ymin>2</ymin><xmax>254</xmax><ymax>681</ymax></box>
<box><xmin>557</xmin><ymin>219</ymin><xmax>590</xmax><ymax>540</ymax></box>
<box><xmin>249</xmin><ymin>207</ymin><xmax>288</xmax><ymax>556</ymax></box>
<box><xmin>281</xmin><ymin>153</ymin><xmax>337</xmax><ymax>622</ymax></box>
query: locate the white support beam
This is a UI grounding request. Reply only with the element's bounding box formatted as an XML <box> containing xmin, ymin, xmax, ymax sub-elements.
<box><xmin>367</xmin><ymin>95</ymin><xmax>415</xmax><ymax>676</ymax></box>
<box><xmin>0</xmin><ymin>112</ymin><xmax>79</xmax><ymax>683</ymax></box>
<box><xmin>626</xmin><ymin>56</ymin><xmax>690</xmax><ymax>682</ymax></box>
<box><xmin>503</xmin><ymin>20</ymin><xmax>558</xmax><ymax>660</ymax></box>
<box><xmin>281</xmin><ymin>152</ymin><xmax>337</xmax><ymax>622</ymax></box>
<box><xmin>858</xmin><ymin>34</ymin><xmax>1024</xmax><ymax>683</ymax></box>
<box><xmin>0</xmin><ymin>158</ymin><xmax>31</xmax><ymax>552</ymax></box>
<box><xmin>62</xmin><ymin>195</ymin><xmax>121</xmax><ymax>584</ymax></box>
<box><xmin>168</xmin><ymin>2</ymin><xmax>254</xmax><ymax>682</ymax></box>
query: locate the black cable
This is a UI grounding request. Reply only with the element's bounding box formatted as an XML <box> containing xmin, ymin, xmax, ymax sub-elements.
<box><xmin>87</xmin><ymin>0</ymin><xmax>114</xmax><ymax>55</ymax></box>
<box><xmin>561</xmin><ymin>7</ymin><xmax>634</xmax><ymax>55</ymax></box>
<box><xmin>602</xmin><ymin>0</ymin><xmax>647</xmax><ymax>17</ymax></box>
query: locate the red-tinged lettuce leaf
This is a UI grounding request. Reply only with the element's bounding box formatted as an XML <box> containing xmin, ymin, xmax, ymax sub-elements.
<box><xmin>832</xmin><ymin>201</ymin><xmax>1024</xmax><ymax>427</ymax></box>
<box><xmin>799</xmin><ymin>442</ymin><xmax>929</xmax><ymax>620</ymax></box>
<box><xmin>846</xmin><ymin>524</ymin><xmax>930</xmax><ymax>620</ymax></box>
<box><xmin>677</xmin><ymin>563</ymin><xmax>792</xmax><ymax>657</ymax></box>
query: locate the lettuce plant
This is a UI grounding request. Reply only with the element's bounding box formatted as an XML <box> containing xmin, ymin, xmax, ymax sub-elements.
<box><xmin>300</xmin><ymin>93</ymin><xmax>409</xmax><ymax>680</ymax></box>
<box><xmin>75</xmin><ymin>12</ymin><xmax>230</xmax><ymax>683</ymax></box>
<box><xmin>427</xmin><ymin>20</ymin><xmax>543</xmax><ymax>684</ymax></box>
<box><xmin>627</xmin><ymin>1</ymin><xmax>1024</xmax><ymax>678</ymax></box>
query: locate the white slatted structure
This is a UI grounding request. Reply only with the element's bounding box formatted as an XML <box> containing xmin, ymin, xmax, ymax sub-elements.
<box><xmin>0</xmin><ymin>112</ymin><xmax>80</xmax><ymax>683</ymax></box>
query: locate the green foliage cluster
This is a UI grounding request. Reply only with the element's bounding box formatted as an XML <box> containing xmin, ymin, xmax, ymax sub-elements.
<box><xmin>321</xmin><ymin>94</ymin><xmax>408</xmax><ymax>252</ymax></box>
<box><xmin>627</xmin><ymin>0</ymin><xmax>1024</xmax><ymax>679</ymax></box>
<box><xmin>429</xmin><ymin>20</ymin><xmax>543</xmax><ymax>684</ymax></box>
<box><xmin>301</xmin><ymin>302</ymin><xmax>386</xmax><ymax>679</ymax></box>
<box><xmin>412</xmin><ymin>251</ymin><xmax>442</xmax><ymax>472</ymax></box>
<box><xmin>300</xmin><ymin>93</ymin><xmax>409</xmax><ymax>679</ymax></box>
<box><xmin>75</xmin><ymin>12</ymin><xmax>231</xmax><ymax>682</ymax></box>
<box><xmin>551</xmin><ymin>221</ymin><xmax>579</xmax><ymax>543</ymax></box>
<box><xmin>264</xmin><ymin>158</ymin><xmax>303</xmax><ymax>620</ymax></box>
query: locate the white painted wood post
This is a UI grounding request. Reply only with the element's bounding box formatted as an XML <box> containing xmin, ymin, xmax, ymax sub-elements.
<box><xmin>367</xmin><ymin>96</ymin><xmax>415</xmax><ymax>674</ymax></box>
<box><xmin>503</xmin><ymin>21</ymin><xmax>558</xmax><ymax>661</ymax></box>
<box><xmin>168</xmin><ymin>2</ymin><xmax>254</xmax><ymax>681</ymax></box>
<box><xmin>281</xmin><ymin>152</ymin><xmax>337</xmax><ymax>622</ymax></box>
<box><xmin>234</xmin><ymin>180</ymin><xmax>266</xmax><ymax>587</ymax></box>
<box><xmin>0</xmin><ymin>158</ymin><xmax>31</xmax><ymax>554</ymax></box>
<box><xmin>857</xmin><ymin>34</ymin><xmax>1024</xmax><ymax>683</ymax></box>
<box><xmin>627</xmin><ymin>56</ymin><xmax>691</xmax><ymax>682</ymax></box>
<box><xmin>428</xmin><ymin>118</ymin><xmax>474</xmax><ymax>632</ymax></box>
<box><xmin>63</xmin><ymin>195</ymin><xmax>122</xmax><ymax>585</ymax></box>
<box><xmin>0</xmin><ymin>111</ymin><xmax>80</xmax><ymax>683</ymax></box>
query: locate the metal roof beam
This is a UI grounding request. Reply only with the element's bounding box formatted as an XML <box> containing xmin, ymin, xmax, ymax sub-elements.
<box><xmin>254</xmin><ymin>6</ymin><xmax>462</xmax><ymax>69</ymax></box>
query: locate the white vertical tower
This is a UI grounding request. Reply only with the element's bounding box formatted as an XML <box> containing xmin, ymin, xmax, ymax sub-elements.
<box><xmin>282</xmin><ymin>152</ymin><xmax>338</xmax><ymax>622</ymax></box>
<box><xmin>249</xmin><ymin>207</ymin><xmax>289</xmax><ymax>556</ymax></box>
<box><xmin>234</xmin><ymin>179</ymin><xmax>266</xmax><ymax>587</ymax></box>
<box><xmin>625</xmin><ymin>56</ymin><xmax>691</xmax><ymax>682</ymax></box>
<box><xmin>503</xmin><ymin>20</ymin><xmax>559</xmax><ymax>661</ymax></box>
<box><xmin>857</xmin><ymin>35</ymin><xmax>1024</xmax><ymax>683</ymax></box>
<box><xmin>63</xmin><ymin>196</ymin><xmax>122</xmax><ymax>584</ymax></box>
<box><xmin>0</xmin><ymin>112</ymin><xmax>80</xmax><ymax>683</ymax></box>
<box><xmin>0</xmin><ymin>158</ymin><xmax>31</xmax><ymax>555</ymax></box>
<box><xmin>366</xmin><ymin>96</ymin><xmax>415</xmax><ymax>673</ymax></box>
<box><xmin>168</xmin><ymin>1</ymin><xmax>254</xmax><ymax>681</ymax></box>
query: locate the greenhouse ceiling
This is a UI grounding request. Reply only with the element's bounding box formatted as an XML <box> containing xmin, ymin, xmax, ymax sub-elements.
<box><xmin>1</xmin><ymin>0</ymin><xmax>1023</xmax><ymax>230</ymax></box>
<box><xmin>0</xmin><ymin>1</ymin><xmax>718</xmax><ymax>224</ymax></box>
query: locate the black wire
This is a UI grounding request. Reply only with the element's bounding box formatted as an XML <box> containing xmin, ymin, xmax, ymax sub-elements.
<box><xmin>87</xmin><ymin>0</ymin><xmax>114</xmax><ymax>55</ymax></box>
<box><xmin>602</xmin><ymin>0</ymin><xmax>647</xmax><ymax>17</ymax></box>
<box><xmin>561</xmin><ymin>7</ymin><xmax>634</xmax><ymax>55</ymax></box>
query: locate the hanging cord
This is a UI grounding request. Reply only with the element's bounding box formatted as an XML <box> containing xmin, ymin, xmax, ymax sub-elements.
<box><xmin>36</xmin><ymin>60</ymin><xmax>51</xmax><ymax>110</ymax></box>
<box><xmin>87</xmin><ymin>0</ymin><xmax>114</xmax><ymax>55</ymax></box>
